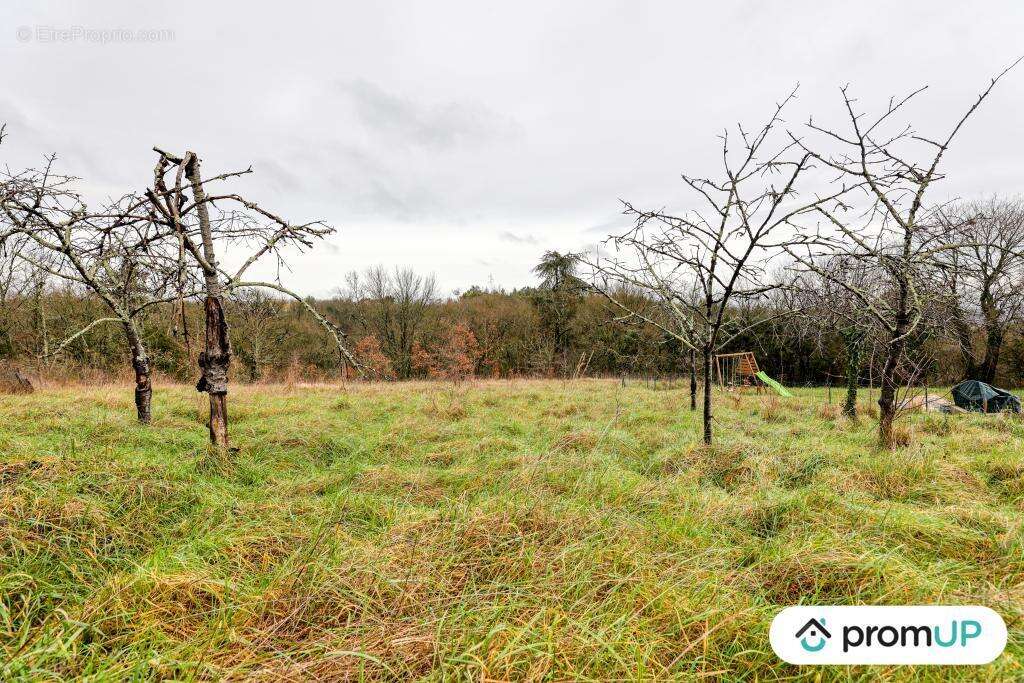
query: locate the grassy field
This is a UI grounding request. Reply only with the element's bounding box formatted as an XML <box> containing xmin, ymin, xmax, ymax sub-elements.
<box><xmin>1</xmin><ymin>379</ymin><xmax>1022</xmax><ymax>681</ymax></box>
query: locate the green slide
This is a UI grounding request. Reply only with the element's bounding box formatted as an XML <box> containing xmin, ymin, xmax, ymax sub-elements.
<box><xmin>755</xmin><ymin>371</ymin><xmax>793</xmax><ymax>397</ymax></box>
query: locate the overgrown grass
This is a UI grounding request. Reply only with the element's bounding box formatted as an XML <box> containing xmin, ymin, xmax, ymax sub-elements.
<box><xmin>1</xmin><ymin>380</ymin><xmax>1022</xmax><ymax>680</ymax></box>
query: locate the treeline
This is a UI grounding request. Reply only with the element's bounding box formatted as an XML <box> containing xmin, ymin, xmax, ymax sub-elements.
<box><xmin>3</xmin><ymin>261</ymin><xmax>1022</xmax><ymax>387</ymax></box>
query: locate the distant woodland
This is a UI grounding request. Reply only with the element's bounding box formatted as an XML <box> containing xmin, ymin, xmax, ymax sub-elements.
<box><xmin>3</xmin><ymin>248</ymin><xmax>1022</xmax><ymax>389</ymax></box>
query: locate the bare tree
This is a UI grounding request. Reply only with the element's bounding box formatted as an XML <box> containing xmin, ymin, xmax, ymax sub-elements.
<box><xmin>229</xmin><ymin>289</ymin><xmax>289</xmax><ymax>382</ymax></box>
<box><xmin>930</xmin><ymin>196</ymin><xmax>1024</xmax><ymax>383</ymax></box>
<box><xmin>792</xmin><ymin>255</ymin><xmax>879</xmax><ymax>418</ymax></box>
<box><xmin>585</xmin><ymin>90</ymin><xmax>849</xmax><ymax>444</ymax></box>
<box><xmin>785</xmin><ymin>62</ymin><xmax>1019</xmax><ymax>446</ymax></box>
<box><xmin>0</xmin><ymin>233</ymin><xmax>35</xmax><ymax>359</ymax></box>
<box><xmin>344</xmin><ymin>266</ymin><xmax>438</xmax><ymax>379</ymax></box>
<box><xmin>0</xmin><ymin>154</ymin><xmax>182</xmax><ymax>423</ymax></box>
<box><xmin>146</xmin><ymin>149</ymin><xmax>358</xmax><ymax>451</ymax></box>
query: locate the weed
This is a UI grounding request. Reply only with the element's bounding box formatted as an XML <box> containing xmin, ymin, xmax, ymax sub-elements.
<box><xmin>760</xmin><ymin>398</ymin><xmax>784</xmax><ymax>422</ymax></box>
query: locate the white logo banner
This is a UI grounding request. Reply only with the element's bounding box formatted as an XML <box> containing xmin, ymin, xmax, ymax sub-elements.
<box><xmin>770</xmin><ymin>606</ymin><xmax>1007</xmax><ymax>665</ymax></box>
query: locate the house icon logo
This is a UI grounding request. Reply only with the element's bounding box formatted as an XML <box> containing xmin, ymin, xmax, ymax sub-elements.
<box><xmin>795</xmin><ymin>618</ymin><xmax>831</xmax><ymax>652</ymax></box>
<box><xmin>772</xmin><ymin>606</ymin><xmax>1006</xmax><ymax>664</ymax></box>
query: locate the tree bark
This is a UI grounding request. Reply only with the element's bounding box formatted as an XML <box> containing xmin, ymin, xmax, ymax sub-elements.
<box><xmin>689</xmin><ymin>347</ymin><xmax>697</xmax><ymax>412</ymax></box>
<box><xmin>124</xmin><ymin>323</ymin><xmax>152</xmax><ymax>425</ymax></box>
<box><xmin>979</xmin><ymin>331</ymin><xmax>1002</xmax><ymax>385</ymax></box>
<box><xmin>877</xmin><ymin>352</ymin><xmax>899</xmax><ymax>447</ymax></box>
<box><xmin>198</xmin><ymin>296</ymin><xmax>231</xmax><ymax>449</ymax></box>
<box><xmin>979</xmin><ymin>294</ymin><xmax>1002</xmax><ymax>384</ymax></box>
<box><xmin>701</xmin><ymin>347</ymin><xmax>713</xmax><ymax>445</ymax></box>
<box><xmin>878</xmin><ymin>324</ymin><xmax>908</xmax><ymax>448</ymax></box>
<box><xmin>878</xmin><ymin>224</ymin><xmax>917</xmax><ymax>448</ymax></box>
<box><xmin>185</xmin><ymin>152</ymin><xmax>231</xmax><ymax>452</ymax></box>
<box><xmin>950</xmin><ymin>309</ymin><xmax>979</xmax><ymax>381</ymax></box>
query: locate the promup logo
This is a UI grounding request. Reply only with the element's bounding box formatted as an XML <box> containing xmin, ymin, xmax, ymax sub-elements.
<box><xmin>770</xmin><ymin>606</ymin><xmax>1006</xmax><ymax>665</ymax></box>
<box><xmin>795</xmin><ymin>618</ymin><xmax>830</xmax><ymax>652</ymax></box>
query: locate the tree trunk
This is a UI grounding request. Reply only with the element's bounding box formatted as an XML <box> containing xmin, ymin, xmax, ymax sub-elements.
<box><xmin>701</xmin><ymin>347</ymin><xmax>713</xmax><ymax>445</ymax></box>
<box><xmin>689</xmin><ymin>347</ymin><xmax>697</xmax><ymax>412</ymax></box>
<box><xmin>209</xmin><ymin>391</ymin><xmax>228</xmax><ymax>449</ymax></box>
<box><xmin>842</xmin><ymin>330</ymin><xmax>861</xmax><ymax>418</ymax></box>
<box><xmin>979</xmin><ymin>295</ymin><xmax>1002</xmax><ymax>384</ymax></box>
<box><xmin>950</xmin><ymin>306</ymin><xmax>978</xmax><ymax>380</ymax></box>
<box><xmin>979</xmin><ymin>331</ymin><xmax>1002</xmax><ymax>385</ymax></box>
<box><xmin>198</xmin><ymin>295</ymin><xmax>231</xmax><ymax>449</ymax></box>
<box><xmin>124</xmin><ymin>324</ymin><xmax>152</xmax><ymax>425</ymax></box>
<box><xmin>33</xmin><ymin>276</ymin><xmax>49</xmax><ymax>364</ymax></box>
<box><xmin>879</xmin><ymin>230</ymin><xmax>915</xmax><ymax>448</ymax></box>
<box><xmin>249</xmin><ymin>358</ymin><xmax>261</xmax><ymax>383</ymax></box>
<box><xmin>186</xmin><ymin>152</ymin><xmax>231</xmax><ymax>452</ymax></box>
<box><xmin>877</xmin><ymin>331</ymin><xmax>908</xmax><ymax>448</ymax></box>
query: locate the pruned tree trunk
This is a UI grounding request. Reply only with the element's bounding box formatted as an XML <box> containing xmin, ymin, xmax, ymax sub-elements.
<box><xmin>185</xmin><ymin>152</ymin><xmax>232</xmax><ymax>452</ymax></box>
<box><xmin>146</xmin><ymin>146</ymin><xmax>353</xmax><ymax>448</ymax></box>
<box><xmin>701</xmin><ymin>347</ymin><xmax>713</xmax><ymax>445</ymax></box>
<box><xmin>198</xmin><ymin>294</ymin><xmax>230</xmax><ymax>448</ymax></box>
<box><xmin>124</xmin><ymin>323</ymin><xmax>153</xmax><ymax>424</ymax></box>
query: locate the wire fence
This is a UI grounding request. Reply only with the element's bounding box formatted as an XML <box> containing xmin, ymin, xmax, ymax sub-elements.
<box><xmin>616</xmin><ymin>373</ymin><xmax>1024</xmax><ymax>414</ymax></box>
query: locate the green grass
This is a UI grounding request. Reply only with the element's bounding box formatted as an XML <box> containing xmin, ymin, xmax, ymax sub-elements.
<box><xmin>1</xmin><ymin>379</ymin><xmax>1022</xmax><ymax>680</ymax></box>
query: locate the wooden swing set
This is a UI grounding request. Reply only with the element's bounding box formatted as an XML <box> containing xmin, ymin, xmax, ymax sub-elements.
<box><xmin>714</xmin><ymin>351</ymin><xmax>763</xmax><ymax>392</ymax></box>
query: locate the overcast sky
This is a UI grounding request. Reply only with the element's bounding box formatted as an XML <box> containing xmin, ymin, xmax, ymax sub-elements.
<box><xmin>2</xmin><ymin>1</ymin><xmax>1023</xmax><ymax>296</ymax></box>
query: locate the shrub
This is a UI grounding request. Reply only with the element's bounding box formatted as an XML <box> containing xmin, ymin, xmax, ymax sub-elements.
<box><xmin>353</xmin><ymin>335</ymin><xmax>395</xmax><ymax>380</ymax></box>
<box><xmin>412</xmin><ymin>323</ymin><xmax>480</xmax><ymax>382</ymax></box>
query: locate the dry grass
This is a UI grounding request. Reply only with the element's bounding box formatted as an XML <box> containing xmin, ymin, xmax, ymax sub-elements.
<box><xmin>759</xmin><ymin>397</ymin><xmax>785</xmax><ymax>422</ymax></box>
<box><xmin>0</xmin><ymin>380</ymin><xmax>1022</xmax><ymax>680</ymax></box>
<box><xmin>815</xmin><ymin>403</ymin><xmax>841</xmax><ymax>420</ymax></box>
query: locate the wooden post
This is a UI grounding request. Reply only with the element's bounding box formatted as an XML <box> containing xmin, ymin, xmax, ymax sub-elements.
<box><xmin>689</xmin><ymin>348</ymin><xmax>697</xmax><ymax>411</ymax></box>
<box><xmin>868</xmin><ymin>360</ymin><xmax>874</xmax><ymax>411</ymax></box>
<box><xmin>702</xmin><ymin>348</ymin><xmax>713</xmax><ymax>444</ymax></box>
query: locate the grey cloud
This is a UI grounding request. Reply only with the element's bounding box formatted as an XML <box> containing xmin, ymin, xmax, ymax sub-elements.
<box><xmin>498</xmin><ymin>231</ymin><xmax>539</xmax><ymax>245</ymax></box>
<box><xmin>255</xmin><ymin>157</ymin><xmax>303</xmax><ymax>193</ymax></box>
<box><xmin>0</xmin><ymin>98</ymin><xmax>36</xmax><ymax>139</ymax></box>
<box><xmin>1</xmin><ymin>0</ymin><xmax>1022</xmax><ymax>296</ymax></box>
<box><xmin>585</xmin><ymin>217</ymin><xmax>631</xmax><ymax>236</ymax></box>
<box><xmin>338</xmin><ymin>80</ymin><xmax>518</xmax><ymax>150</ymax></box>
<box><xmin>305</xmin><ymin>141</ymin><xmax>448</xmax><ymax>222</ymax></box>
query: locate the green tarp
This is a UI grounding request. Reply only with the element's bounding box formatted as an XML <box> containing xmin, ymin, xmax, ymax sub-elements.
<box><xmin>951</xmin><ymin>380</ymin><xmax>1021</xmax><ymax>414</ymax></box>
